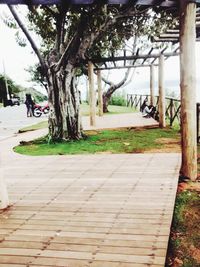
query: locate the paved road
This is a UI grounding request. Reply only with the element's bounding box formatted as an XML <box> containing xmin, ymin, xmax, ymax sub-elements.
<box><xmin>0</xmin><ymin>104</ymin><xmax>47</xmax><ymax>140</ymax></box>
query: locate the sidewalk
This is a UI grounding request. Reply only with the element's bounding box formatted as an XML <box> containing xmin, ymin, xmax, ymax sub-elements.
<box><xmin>0</xmin><ymin>115</ymin><xmax>180</xmax><ymax>267</ymax></box>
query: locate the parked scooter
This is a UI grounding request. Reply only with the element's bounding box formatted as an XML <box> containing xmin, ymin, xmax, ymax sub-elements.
<box><xmin>33</xmin><ymin>103</ymin><xmax>49</xmax><ymax>117</ymax></box>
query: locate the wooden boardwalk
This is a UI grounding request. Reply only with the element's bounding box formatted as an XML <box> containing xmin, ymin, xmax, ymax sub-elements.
<box><xmin>0</xmin><ymin>114</ymin><xmax>180</xmax><ymax>267</ymax></box>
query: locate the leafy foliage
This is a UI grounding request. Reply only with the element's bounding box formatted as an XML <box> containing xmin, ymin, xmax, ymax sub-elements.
<box><xmin>0</xmin><ymin>74</ymin><xmax>20</xmax><ymax>102</ymax></box>
<box><xmin>109</xmin><ymin>92</ymin><xmax>126</xmax><ymax>106</ymax></box>
<box><xmin>6</xmin><ymin>5</ymin><xmax>177</xmax><ymax>66</ymax></box>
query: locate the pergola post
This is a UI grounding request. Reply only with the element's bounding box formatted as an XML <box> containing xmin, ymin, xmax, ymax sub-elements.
<box><xmin>158</xmin><ymin>54</ymin><xmax>166</xmax><ymax>128</ymax></box>
<box><xmin>86</xmin><ymin>77</ymin><xmax>89</xmax><ymax>104</ymax></box>
<box><xmin>0</xmin><ymin>168</ymin><xmax>9</xmax><ymax>210</ymax></box>
<box><xmin>88</xmin><ymin>61</ymin><xmax>96</xmax><ymax>126</ymax></box>
<box><xmin>150</xmin><ymin>65</ymin><xmax>155</xmax><ymax>106</ymax></box>
<box><xmin>97</xmin><ymin>70</ymin><xmax>103</xmax><ymax>117</ymax></box>
<box><xmin>179</xmin><ymin>0</ymin><xmax>197</xmax><ymax>181</ymax></box>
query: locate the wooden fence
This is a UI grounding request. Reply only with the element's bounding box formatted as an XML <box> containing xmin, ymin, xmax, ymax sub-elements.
<box><xmin>127</xmin><ymin>94</ymin><xmax>200</xmax><ymax>143</ymax></box>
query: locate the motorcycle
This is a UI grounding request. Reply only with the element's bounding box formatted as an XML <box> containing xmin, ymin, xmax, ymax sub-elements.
<box><xmin>33</xmin><ymin>103</ymin><xmax>50</xmax><ymax>117</ymax></box>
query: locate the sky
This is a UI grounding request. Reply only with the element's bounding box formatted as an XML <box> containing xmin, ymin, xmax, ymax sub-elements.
<box><xmin>0</xmin><ymin>5</ymin><xmax>200</xmax><ymax>101</ymax></box>
<box><xmin>0</xmin><ymin>5</ymin><xmax>41</xmax><ymax>92</ymax></box>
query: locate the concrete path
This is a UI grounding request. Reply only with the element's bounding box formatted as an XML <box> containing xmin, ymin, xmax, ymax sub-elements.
<box><xmin>0</xmin><ymin>115</ymin><xmax>180</xmax><ymax>267</ymax></box>
<box><xmin>82</xmin><ymin>113</ymin><xmax>158</xmax><ymax>130</ymax></box>
<box><xmin>0</xmin><ymin>104</ymin><xmax>47</xmax><ymax>141</ymax></box>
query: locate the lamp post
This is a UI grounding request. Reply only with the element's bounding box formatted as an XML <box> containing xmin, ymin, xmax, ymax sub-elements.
<box><xmin>2</xmin><ymin>60</ymin><xmax>10</xmax><ymax>100</ymax></box>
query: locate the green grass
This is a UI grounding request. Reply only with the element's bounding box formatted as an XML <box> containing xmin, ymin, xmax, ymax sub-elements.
<box><xmin>80</xmin><ymin>103</ymin><xmax>135</xmax><ymax>116</ymax></box>
<box><xmin>166</xmin><ymin>143</ymin><xmax>200</xmax><ymax>266</ymax></box>
<box><xmin>14</xmin><ymin>127</ymin><xmax>180</xmax><ymax>156</ymax></box>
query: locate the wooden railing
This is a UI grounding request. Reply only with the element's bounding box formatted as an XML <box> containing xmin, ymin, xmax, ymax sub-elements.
<box><xmin>127</xmin><ymin>94</ymin><xmax>200</xmax><ymax>143</ymax></box>
<box><xmin>165</xmin><ymin>97</ymin><xmax>181</xmax><ymax>126</ymax></box>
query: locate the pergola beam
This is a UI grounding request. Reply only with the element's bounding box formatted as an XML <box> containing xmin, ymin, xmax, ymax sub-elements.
<box><xmin>88</xmin><ymin>51</ymin><xmax>179</xmax><ymax>64</ymax></box>
<box><xmin>94</xmin><ymin>63</ymin><xmax>158</xmax><ymax>71</ymax></box>
<box><xmin>1</xmin><ymin>0</ymin><xmax>200</xmax><ymax>6</ymax></box>
<box><xmin>141</xmin><ymin>47</ymin><xmax>154</xmax><ymax>65</ymax></box>
<box><xmin>0</xmin><ymin>0</ymin><xmax>186</xmax><ymax>6</ymax></box>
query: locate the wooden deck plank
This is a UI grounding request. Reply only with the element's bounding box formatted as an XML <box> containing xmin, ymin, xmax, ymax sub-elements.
<box><xmin>0</xmin><ymin>135</ymin><xmax>180</xmax><ymax>267</ymax></box>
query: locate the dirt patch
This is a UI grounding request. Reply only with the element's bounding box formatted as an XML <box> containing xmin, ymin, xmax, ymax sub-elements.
<box><xmin>146</xmin><ymin>138</ymin><xmax>181</xmax><ymax>153</ymax></box>
<box><xmin>178</xmin><ymin>181</ymin><xmax>200</xmax><ymax>193</ymax></box>
<box><xmin>96</xmin><ymin>151</ymin><xmax>113</xmax><ymax>154</ymax></box>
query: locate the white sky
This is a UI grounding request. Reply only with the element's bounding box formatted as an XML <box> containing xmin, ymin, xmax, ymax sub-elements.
<box><xmin>0</xmin><ymin>5</ymin><xmax>200</xmax><ymax>101</ymax></box>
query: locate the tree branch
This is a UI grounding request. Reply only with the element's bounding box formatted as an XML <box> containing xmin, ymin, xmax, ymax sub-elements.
<box><xmin>103</xmin><ymin>68</ymin><xmax>130</xmax><ymax>98</ymax></box>
<box><xmin>42</xmin><ymin>6</ymin><xmax>58</xmax><ymax>18</ymax></box>
<box><xmin>101</xmin><ymin>35</ymin><xmax>138</xmax><ymax>94</ymax></box>
<box><xmin>55</xmin><ymin>32</ymin><xmax>80</xmax><ymax>72</ymax></box>
<box><xmin>8</xmin><ymin>5</ymin><xmax>46</xmax><ymax>72</ymax></box>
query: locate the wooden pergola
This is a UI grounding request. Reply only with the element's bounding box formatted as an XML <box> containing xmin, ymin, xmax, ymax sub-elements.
<box><xmin>84</xmin><ymin>0</ymin><xmax>199</xmax><ymax>182</ymax></box>
<box><xmin>86</xmin><ymin>47</ymin><xmax>180</xmax><ymax>126</ymax></box>
<box><xmin>0</xmin><ymin>0</ymin><xmax>199</xmax><ymax>209</ymax></box>
<box><xmin>154</xmin><ymin>8</ymin><xmax>200</xmax><ymax>43</ymax></box>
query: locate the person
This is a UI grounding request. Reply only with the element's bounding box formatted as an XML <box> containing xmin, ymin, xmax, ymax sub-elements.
<box><xmin>140</xmin><ymin>99</ymin><xmax>148</xmax><ymax>112</ymax></box>
<box><xmin>141</xmin><ymin>101</ymin><xmax>156</xmax><ymax>118</ymax></box>
<box><xmin>25</xmin><ymin>94</ymin><xmax>35</xmax><ymax>117</ymax></box>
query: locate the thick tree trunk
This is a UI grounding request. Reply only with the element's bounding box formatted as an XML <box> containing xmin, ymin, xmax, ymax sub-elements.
<box><xmin>47</xmin><ymin>64</ymin><xmax>83</xmax><ymax>141</ymax></box>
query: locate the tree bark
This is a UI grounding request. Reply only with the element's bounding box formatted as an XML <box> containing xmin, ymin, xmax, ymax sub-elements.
<box><xmin>47</xmin><ymin>64</ymin><xmax>82</xmax><ymax>141</ymax></box>
<box><xmin>103</xmin><ymin>93</ymin><xmax>111</xmax><ymax>113</ymax></box>
<box><xmin>102</xmin><ymin>69</ymin><xmax>130</xmax><ymax>113</ymax></box>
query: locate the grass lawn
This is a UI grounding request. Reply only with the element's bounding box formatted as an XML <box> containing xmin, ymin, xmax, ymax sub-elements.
<box><xmin>19</xmin><ymin>121</ymin><xmax>48</xmax><ymax>133</ymax></box>
<box><xmin>80</xmin><ymin>102</ymin><xmax>135</xmax><ymax>116</ymax></box>
<box><xmin>166</xmin><ymin>184</ymin><xmax>200</xmax><ymax>267</ymax></box>
<box><xmin>14</xmin><ymin>127</ymin><xmax>180</xmax><ymax>156</ymax></box>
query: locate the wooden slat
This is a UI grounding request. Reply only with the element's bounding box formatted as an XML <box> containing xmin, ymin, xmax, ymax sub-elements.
<box><xmin>0</xmin><ymin>120</ymin><xmax>181</xmax><ymax>266</ymax></box>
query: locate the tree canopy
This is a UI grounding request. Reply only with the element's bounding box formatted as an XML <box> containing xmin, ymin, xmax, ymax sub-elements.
<box><xmin>5</xmin><ymin>4</ymin><xmax>176</xmax><ymax>140</ymax></box>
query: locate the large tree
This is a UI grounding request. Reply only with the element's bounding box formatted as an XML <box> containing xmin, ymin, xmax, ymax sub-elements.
<box><xmin>7</xmin><ymin>4</ymin><xmax>175</xmax><ymax>141</ymax></box>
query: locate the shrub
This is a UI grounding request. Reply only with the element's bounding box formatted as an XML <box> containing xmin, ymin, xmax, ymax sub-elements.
<box><xmin>109</xmin><ymin>93</ymin><xmax>126</xmax><ymax>106</ymax></box>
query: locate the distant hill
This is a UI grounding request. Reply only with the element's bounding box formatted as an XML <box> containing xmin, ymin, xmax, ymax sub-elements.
<box><xmin>0</xmin><ymin>74</ymin><xmax>47</xmax><ymax>104</ymax></box>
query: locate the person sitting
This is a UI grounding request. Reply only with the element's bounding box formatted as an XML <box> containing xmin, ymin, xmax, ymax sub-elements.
<box><xmin>140</xmin><ymin>99</ymin><xmax>148</xmax><ymax>112</ymax></box>
<box><xmin>142</xmin><ymin>103</ymin><xmax>157</xmax><ymax>119</ymax></box>
<box><xmin>142</xmin><ymin>104</ymin><xmax>153</xmax><ymax>118</ymax></box>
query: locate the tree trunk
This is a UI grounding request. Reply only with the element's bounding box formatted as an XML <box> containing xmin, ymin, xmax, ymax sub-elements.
<box><xmin>103</xmin><ymin>93</ymin><xmax>111</xmax><ymax>113</ymax></box>
<box><xmin>47</xmin><ymin>64</ymin><xmax>83</xmax><ymax>141</ymax></box>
